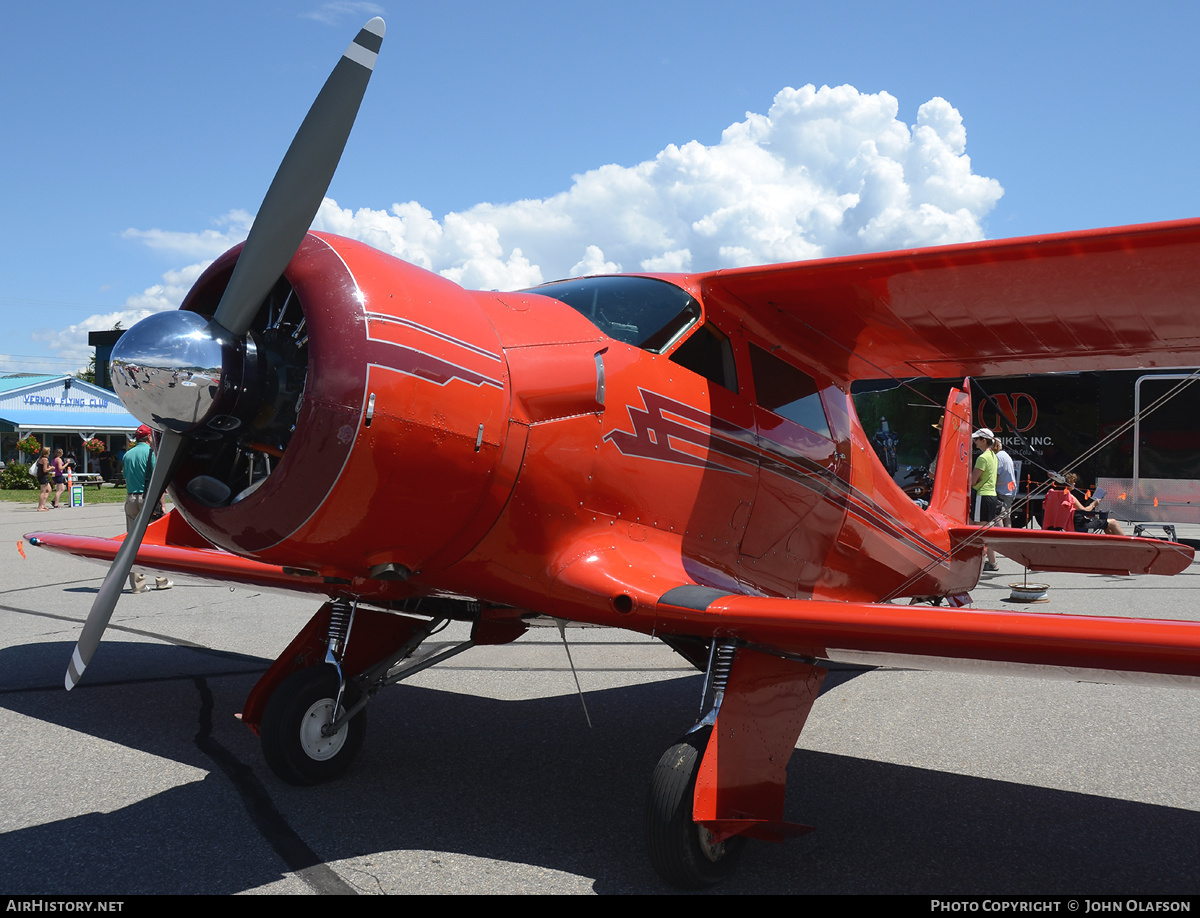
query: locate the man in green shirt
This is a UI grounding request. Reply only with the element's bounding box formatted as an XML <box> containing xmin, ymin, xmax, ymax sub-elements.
<box><xmin>123</xmin><ymin>425</ymin><xmax>172</xmax><ymax>594</ymax></box>
<box><xmin>971</xmin><ymin>427</ymin><xmax>1000</xmax><ymax>572</ymax></box>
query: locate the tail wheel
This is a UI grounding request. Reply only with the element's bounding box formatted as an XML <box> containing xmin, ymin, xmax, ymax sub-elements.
<box><xmin>645</xmin><ymin>728</ymin><xmax>746</xmax><ymax>888</ymax></box>
<box><xmin>261</xmin><ymin>664</ymin><xmax>366</xmax><ymax>785</ymax></box>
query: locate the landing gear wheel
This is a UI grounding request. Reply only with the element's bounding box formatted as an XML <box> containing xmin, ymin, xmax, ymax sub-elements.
<box><xmin>645</xmin><ymin>728</ymin><xmax>746</xmax><ymax>888</ymax></box>
<box><xmin>260</xmin><ymin>664</ymin><xmax>366</xmax><ymax>785</ymax></box>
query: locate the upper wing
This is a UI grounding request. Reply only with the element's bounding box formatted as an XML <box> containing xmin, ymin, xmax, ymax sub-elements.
<box><xmin>700</xmin><ymin>218</ymin><xmax>1200</xmax><ymax>383</ymax></box>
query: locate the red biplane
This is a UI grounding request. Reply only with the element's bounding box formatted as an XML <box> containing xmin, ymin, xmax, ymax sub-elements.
<box><xmin>28</xmin><ymin>17</ymin><xmax>1200</xmax><ymax>887</ymax></box>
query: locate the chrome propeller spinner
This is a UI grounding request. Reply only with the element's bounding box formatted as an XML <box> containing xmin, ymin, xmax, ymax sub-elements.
<box><xmin>109</xmin><ymin>310</ymin><xmax>244</xmax><ymax>435</ymax></box>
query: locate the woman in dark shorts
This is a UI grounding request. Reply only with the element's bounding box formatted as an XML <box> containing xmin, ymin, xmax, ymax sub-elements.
<box><xmin>51</xmin><ymin>448</ymin><xmax>66</xmax><ymax>508</ymax></box>
<box><xmin>35</xmin><ymin>448</ymin><xmax>51</xmax><ymax>511</ymax></box>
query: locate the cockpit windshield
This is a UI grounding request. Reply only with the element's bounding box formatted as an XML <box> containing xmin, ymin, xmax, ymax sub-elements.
<box><xmin>525</xmin><ymin>276</ymin><xmax>701</xmax><ymax>352</ymax></box>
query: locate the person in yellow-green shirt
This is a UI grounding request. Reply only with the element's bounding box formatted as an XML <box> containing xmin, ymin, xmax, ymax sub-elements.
<box><xmin>971</xmin><ymin>428</ymin><xmax>1000</xmax><ymax>572</ymax></box>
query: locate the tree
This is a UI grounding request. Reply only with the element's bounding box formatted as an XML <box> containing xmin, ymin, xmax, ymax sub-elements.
<box><xmin>75</xmin><ymin>321</ymin><xmax>123</xmax><ymax>389</ymax></box>
<box><xmin>74</xmin><ymin>354</ymin><xmax>97</xmax><ymax>384</ymax></box>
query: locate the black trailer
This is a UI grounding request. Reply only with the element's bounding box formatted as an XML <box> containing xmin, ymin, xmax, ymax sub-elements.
<box><xmin>853</xmin><ymin>370</ymin><xmax>1200</xmax><ymax>527</ymax></box>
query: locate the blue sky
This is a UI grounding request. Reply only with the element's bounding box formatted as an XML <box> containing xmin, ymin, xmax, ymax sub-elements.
<box><xmin>3</xmin><ymin>1</ymin><xmax>1198</xmax><ymax>373</ymax></box>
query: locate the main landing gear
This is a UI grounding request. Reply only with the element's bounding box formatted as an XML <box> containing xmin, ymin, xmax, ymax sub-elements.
<box><xmin>643</xmin><ymin>641</ymin><xmax>827</xmax><ymax>888</ymax></box>
<box><xmin>249</xmin><ymin>598</ymin><xmax>486</xmax><ymax>786</ymax></box>
<box><xmin>248</xmin><ymin>605</ymin><xmax>826</xmax><ymax>890</ymax></box>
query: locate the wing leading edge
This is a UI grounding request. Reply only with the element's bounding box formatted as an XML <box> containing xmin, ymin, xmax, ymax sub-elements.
<box><xmin>701</xmin><ymin>218</ymin><xmax>1200</xmax><ymax>383</ymax></box>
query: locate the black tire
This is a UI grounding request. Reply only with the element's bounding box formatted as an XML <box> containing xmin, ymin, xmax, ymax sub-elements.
<box><xmin>645</xmin><ymin>728</ymin><xmax>746</xmax><ymax>888</ymax></box>
<box><xmin>260</xmin><ymin>664</ymin><xmax>366</xmax><ymax>785</ymax></box>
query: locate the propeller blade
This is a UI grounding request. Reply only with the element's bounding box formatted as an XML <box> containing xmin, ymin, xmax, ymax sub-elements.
<box><xmin>65</xmin><ymin>431</ymin><xmax>187</xmax><ymax>690</ymax></box>
<box><xmin>65</xmin><ymin>18</ymin><xmax>386</xmax><ymax>690</ymax></box>
<box><xmin>212</xmin><ymin>16</ymin><xmax>385</xmax><ymax>337</ymax></box>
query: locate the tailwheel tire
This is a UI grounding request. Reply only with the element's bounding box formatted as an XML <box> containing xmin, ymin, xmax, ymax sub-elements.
<box><xmin>645</xmin><ymin>728</ymin><xmax>746</xmax><ymax>888</ymax></box>
<box><xmin>260</xmin><ymin>664</ymin><xmax>366</xmax><ymax>785</ymax></box>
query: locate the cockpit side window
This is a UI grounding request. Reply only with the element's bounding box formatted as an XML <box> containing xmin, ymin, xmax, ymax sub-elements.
<box><xmin>749</xmin><ymin>343</ymin><xmax>831</xmax><ymax>438</ymax></box>
<box><xmin>669</xmin><ymin>322</ymin><xmax>738</xmax><ymax>393</ymax></box>
<box><xmin>526</xmin><ymin>276</ymin><xmax>700</xmax><ymax>353</ymax></box>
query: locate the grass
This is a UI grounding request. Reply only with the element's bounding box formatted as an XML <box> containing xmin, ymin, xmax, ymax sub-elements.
<box><xmin>0</xmin><ymin>485</ymin><xmax>132</xmax><ymax>504</ymax></box>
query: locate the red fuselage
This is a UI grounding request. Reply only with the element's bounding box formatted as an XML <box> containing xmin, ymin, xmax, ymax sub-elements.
<box><xmin>169</xmin><ymin>233</ymin><xmax>981</xmax><ymax>630</ymax></box>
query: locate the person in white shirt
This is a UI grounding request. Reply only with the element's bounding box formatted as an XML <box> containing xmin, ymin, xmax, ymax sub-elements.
<box><xmin>991</xmin><ymin>439</ymin><xmax>1017</xmax><ymax>526</ymax></box>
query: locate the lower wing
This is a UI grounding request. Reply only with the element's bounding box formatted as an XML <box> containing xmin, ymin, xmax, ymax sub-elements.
<box><xmin>549</xmin><ymin>536</ymin><xmax>1200</xmax><ymax>688</ymax></box>
<box><xmin>654</xmin><ymin>586</ymin><xmax>1200</xmax><ymax>688</ymax></box>
<box><xmin>27</xmin><ymin>511</ymin><xmax>330</xmax><ymax>596</ymax></box>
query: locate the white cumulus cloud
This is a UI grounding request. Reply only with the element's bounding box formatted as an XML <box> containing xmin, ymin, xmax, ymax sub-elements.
<box><xmin>78</xmin><ymin>83</ymin><xmax>1000</xmax><ymax>354</ymax></box>
<box><xmin>308</xmin><ymin>84</ymin><xmax>1001</xmax><ymax>288</ymax></box>
<box><xmin>121</xmin><ymin>210</ymin><xmax>254</xmax><ymax>261</ymax></box>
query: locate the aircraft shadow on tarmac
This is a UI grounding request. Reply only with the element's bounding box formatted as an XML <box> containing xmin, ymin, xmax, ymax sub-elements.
<box><xmin>1</xmin><ymin>642</ymin><xmax>1197</xmax><ymax>894</ymax></box>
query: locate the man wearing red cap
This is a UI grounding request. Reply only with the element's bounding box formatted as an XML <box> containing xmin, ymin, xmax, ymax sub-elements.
<box><xmin>123</xmin><ymin>425</ymin><xmax>173</xmax><ymax>594</ymax></box>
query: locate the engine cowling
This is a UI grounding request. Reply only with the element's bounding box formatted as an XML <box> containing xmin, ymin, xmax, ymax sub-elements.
<box><xmin>163</xmin><ymin>232</ymin><xmax>515</xmax><ymax>582</ymax></box>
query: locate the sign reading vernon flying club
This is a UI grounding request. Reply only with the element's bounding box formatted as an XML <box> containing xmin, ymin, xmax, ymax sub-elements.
<box><xmin>0</xmin><ymin>377</ymin><xmax>133</xmax><ymax>419</ymax></box>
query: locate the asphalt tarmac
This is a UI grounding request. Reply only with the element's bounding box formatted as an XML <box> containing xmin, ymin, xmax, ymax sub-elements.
<box><xmin>2</xmin><ymin>498</ymin><xmax>1198</xmax><ymax>895</ymax></box>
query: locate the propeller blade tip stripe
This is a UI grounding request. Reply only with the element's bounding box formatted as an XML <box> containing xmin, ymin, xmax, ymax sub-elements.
<box><xmin>66</xmin><ymin>646</ymin><xmax>85</xmax><ymax>691</ymax></box>
<box><xmin>345</xmin><ymin>18</ymin><xmax>385</xmax><ymax>69</ymax></box>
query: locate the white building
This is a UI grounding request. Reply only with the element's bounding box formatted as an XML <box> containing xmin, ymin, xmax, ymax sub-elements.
<box><xmin>0</xmin><ymin>375</ymin><xmax>140</xmax><ymax>477</ymax></box>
